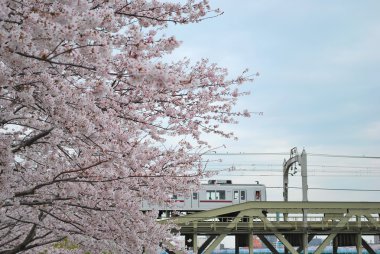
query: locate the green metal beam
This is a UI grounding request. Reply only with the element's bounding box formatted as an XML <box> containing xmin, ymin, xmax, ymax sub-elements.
<box><xmin>275</xmin><ymin>233</ymin><xmax>299</xmax><ymax>254</ymax></box>
<box><xmin>357</xmin><ymin>233</ymin><xmax>362</xmax><ymax>254</ymax></box>
<box><xmin>248</xmin><ymin>233</ymin><xmax>253</xmax><ymax>254</ymax></box>
<box><xmin>257</xmin><ymin>235</ymin><xmax>280</xmax><ymax>254</ymax></box>
<box><xmin>193</xmin><ymin>233</ymin><xmax>198</xmax><ymax>253</ymax></box>
<box><xmin>204</xmin><ymin>212</ymin><xmax>248</xmax><ymax>254</ymax></box>
<box><xmin>296</xmin><ymin>234</ymin><xmax>315</xmax><ymax>254</ymax></box>
<box><xmin>362</xmin><ymin>238</ymin><xmax>376</xmax><ymax>254</ymax></box>
<box><xmin>164</xmin><ymin>202</ymin><xmax>380</xmax><ymax>225</ymax></box>
<box><xmin>256</xmin><ymin>213</ymin><xmax>299</xmax><ymax>254</ymax></box>
<box><xmin>198</xmin><ymin>235</ymin><xmax>216</xmax><ymax>254</ymax></box>
<box><xmin>302</xmin><ymin>233</ymin><xmax>308</xmax><ymax>254</ymax></box>
<box><xmin>314</xmin><ymin>212</ymin><xmax>354</xmax><ymax>254</ymax></box>
<box><xmin>364</xmin><ymin>213</ymin><xmax>379</xmax><ymax>229</ymax></box>
<box><xmin>315</xmin><ymin>233</ymin><xmax>338</xmax><ymax>254</ymax></box>
<box><xmin>157</xmin><ymin>202</ymin><xmax>380</xmax><ymax>253</ymax></box>
<box><xmin>203</xmin><ymin>234</ymin><xmax>227</xmax><ymax>254</ymax></box>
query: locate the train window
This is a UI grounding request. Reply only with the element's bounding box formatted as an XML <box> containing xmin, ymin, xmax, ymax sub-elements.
<box><xmin>216</xmin><ymin>190</ymin><xmax>226</xmax><ymax>200</ymax></box>
<box><xmin>193</xmin><ymin>192</ymin><xmax>198</xmax><ymax>200</ymax></box>
<box><xmin>241</xmin><ymin>191</ymin><xmax>246</xmax><ymax>201</ymax></box>
<box><xmin>171</xmin><ymin>194</ymin><xmax>178</xmax><ymax>200</ymax></box>
<box><xmin>206</xmin><ymin>191</ymin><xmax>216</xmax><ymax>200</ymax></box>
<box><xmin>234</xmin><ymin>191</ymin><xmax>239</xmax><ymax>200</ymax></box>
<box><xmin>206</xmin><ymin>190</ymin><xmax>226</xmax><ymax>200</ymax></box>
<box><xmin>255</xmin><ymin>191</ymin><xmax>261</xmax><ymax>201</ymax></box>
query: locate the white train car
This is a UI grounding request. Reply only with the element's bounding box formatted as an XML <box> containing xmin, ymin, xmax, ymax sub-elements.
<box><xmin>141</xmin><ymin>180</ymin><xmax>266</xmax><ymax>212</ymax></box>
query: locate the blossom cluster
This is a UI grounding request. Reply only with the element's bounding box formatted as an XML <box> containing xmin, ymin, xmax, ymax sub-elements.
<box><xmin>0</xmin><ymin>0</ymin><xmax>251</xmax><ymax>253</ymax></box>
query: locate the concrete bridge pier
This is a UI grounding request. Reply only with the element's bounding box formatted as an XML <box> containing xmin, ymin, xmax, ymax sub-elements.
<box><xmin>330</xmin><ymin>233</ymin><xmax>376</xmax><ymax>254</ymax></box>
<box><xmin>184</xmin><ymin>234</ymin><xmax>198</xmax><ymax>253</ymax></box>
<box><xmin>234</xmin><ymin>233</ymin><xmax>254</xmax><ymax>254</ymax></box>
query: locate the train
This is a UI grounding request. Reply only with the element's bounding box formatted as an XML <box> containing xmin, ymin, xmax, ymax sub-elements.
<box><xmin>141</xmin><ymin>180</ymin><xmax>266</xmax><ymax>213</ymax></box>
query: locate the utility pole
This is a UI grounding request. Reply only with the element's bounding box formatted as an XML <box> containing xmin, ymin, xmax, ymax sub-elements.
<box><xmin>283</xmin><ymin>147</ymin><xmax>309</xmax><ymax>254</ymax></box>
<box><xmin>283</xmin><ymin>147</ymin><xmax>308</xmax><ymax>202</ymax></box>
<box><xmin>300</xmin><ymin>149</ymin><xmax>308</xmax><ymax>202</ymax></box>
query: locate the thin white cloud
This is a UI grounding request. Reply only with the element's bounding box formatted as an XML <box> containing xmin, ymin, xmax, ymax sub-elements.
<box><xmin>361</xmin><ymin>121</ymin><xmax>380</xmax><ymax>141</ymax></box>
<box><xmin>161</xmin><ymin>0</ymin><xmax>380</xmax><ymax>202</ymax></box>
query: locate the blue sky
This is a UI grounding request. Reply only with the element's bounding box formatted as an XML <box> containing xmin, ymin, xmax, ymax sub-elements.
<box><xmin>166</xmin><ymin>1</ymin><xmax>380</xmax><ymax>202</ymax></box>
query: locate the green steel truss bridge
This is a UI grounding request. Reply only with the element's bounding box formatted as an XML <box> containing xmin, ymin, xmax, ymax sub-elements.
<box><xmin>160</xmin><ymin>201</ymin><xmax>380</xmax><ymax>254</ymax></box>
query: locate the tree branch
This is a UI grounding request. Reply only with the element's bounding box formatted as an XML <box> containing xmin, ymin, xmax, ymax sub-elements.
<box><xmin>0</xmin><ymin>225</ymin><xmax>37</xmax><ymax>254</ymax></box>
<box><xmin>11</xmin><ymin>128</ymin><xmax>54</xmax><ymax>153</ymax></box>
<box><xmin>14</xmin><ymin>160</ymin><xmax>107</xmax><ymax>197</ymax></box>
<box><xmin>15</xmin><ymin>52</ymin><xmax>96</xmax><ymax>71</ymax></box>
<box><xmin>38</xmin><ymin>209</ymin><xmax>84</xmax><ymax>233</ymax></box>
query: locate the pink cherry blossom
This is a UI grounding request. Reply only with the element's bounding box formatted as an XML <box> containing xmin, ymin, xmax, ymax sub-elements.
<box><xmin>0</xmin><ymin>0</ymin><xmax>252</xmax><ymax>253</ymax></box>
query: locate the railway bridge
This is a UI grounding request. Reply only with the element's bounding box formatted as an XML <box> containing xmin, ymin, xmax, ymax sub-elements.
<box><xmin>160</xmin><ymin>201</ymin><xmax>380</xmax><ymax>254</ymax></box>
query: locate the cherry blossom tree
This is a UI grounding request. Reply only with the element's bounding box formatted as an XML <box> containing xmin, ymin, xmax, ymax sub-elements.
<box><xmin>0</xmin><ymin>0</ymin><xmax>252</xmax><ymax>253</ymax></box>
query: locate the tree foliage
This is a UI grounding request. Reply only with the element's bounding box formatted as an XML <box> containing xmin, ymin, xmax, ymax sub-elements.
<box><xmin>0</xmin><ymin>0</ymin><xmax>251</xmax><ymax>253</ymax></box>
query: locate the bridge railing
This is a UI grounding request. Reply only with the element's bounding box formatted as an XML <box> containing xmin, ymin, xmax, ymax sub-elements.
<box><xmin>179</xmin><ymin>215</ymin><xmax>380</xmax><ymax>223</ymax></box>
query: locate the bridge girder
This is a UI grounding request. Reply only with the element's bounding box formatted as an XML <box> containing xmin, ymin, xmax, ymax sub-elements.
<box><xmin>159</xmin><ymin>201</ymin><xmax>380</xmax><ymax>254</ymax></box>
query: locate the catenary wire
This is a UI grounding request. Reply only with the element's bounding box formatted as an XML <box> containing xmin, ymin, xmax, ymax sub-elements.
<box><xmin>203</xmin><ymin>152</ymin><xmax>380</xmax><ymax>159</ymax></box>
<box><xmin>266</xmin><ymin>186</ymin><xmax>380</xmax><ymax>192</ymax></box>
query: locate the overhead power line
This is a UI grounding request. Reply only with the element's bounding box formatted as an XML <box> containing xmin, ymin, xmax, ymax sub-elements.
<box><xmin>309</xmin><ymin>153</ymin><xmax>380</xmax><ymax>159</ymax></box>
<box><xmin>215</xmin><ymin>174</ymin><xmax>380</xmax><ymax>177</ymax></box>
<box><xmin>206</xmin><ymin>164</ymin><xmax>380</xmax><ymax>169</ymax></box>
<box><xmin>203</xmin><ymin>152</ymin><xmax>380</xmax><ymax>159</ymax></box>
<box><xmin>210</xmin><ymin>167</ymin><xmax>380</xmax><ymax>175</ymax></box>
<box><xmin>309</xmin><ymin>164</ymin><xmax>380</xmax><ymax>169</ymax></box>
<box><xmin>266</xmin><ymin>186</ymin><xmax>380</xmax><ymax>192</ymax></box>
<box><xmin>210</xmin><ymin>167</ymin><xmax>380</xmax><ymax>172</ymax></box>
<box><xmin>204</xmin><ymin>152</ymin><xmax>289</xmax><ymax>156</ymax></box>
<box><xmin>310</xmin><ymin>187</ymin><xmax>380</xmax><ymax>192</ymax></box>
